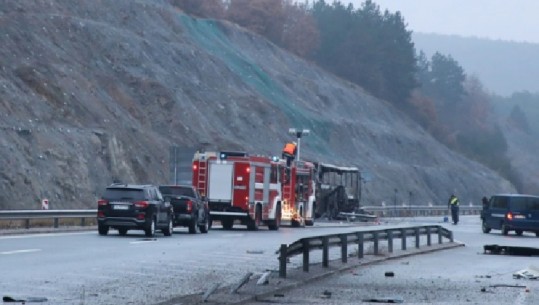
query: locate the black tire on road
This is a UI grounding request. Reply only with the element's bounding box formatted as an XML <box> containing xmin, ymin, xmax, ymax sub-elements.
<box><xmin>199</xmin><ymin>212</ymin><xmax>209</xmax><ymax>234</ymax></box>
<box><xmin>118</xmin><ymin>228</ymin><xmax>128</xmax><ymax>236</ymax></box>
<box><xmin>145</xmin><ymin>218</ymin><xmax>156</xmax><ymax>237</ymax></box>
<box><xmin>162</xmin><ymin>218</ymin><xmax>173</xmax><ymax>236</ymax></box>
<box><xmin>98</xmin><ymin>224</ymin><xmax>109</xmax><ymax>236</ymax></box>
<box><xmin>222</xmin><ymin>218</ymin><xmax>234</xmax><ymax>230</ymax></box>
<box><xmin>247</xmin><ymin>205</ymin><xmax>262</xmax><ymax>231</ymax></box>
<box><xmin>481</xmin><ymin>220</ymin><xmax>491</xmax><ymax>233</ymax></box>
<box><xmin>515</xmin><ymin>229</ymin><xmax>523</xmax><ymax>236</ymax></box>
<box><xmin>188</xmin><ymin>215</ymin><xmax>199</xmax><ymax>234</ymax></box>
<box><xmin>268</xmin><ymin>206</ymin><xmax>281</xmax><ymax>231</ymax></box>
<box><xmin>501</xmin><ymin>223</ymin><xmax>509</xmax><ymax>236</ymax></box>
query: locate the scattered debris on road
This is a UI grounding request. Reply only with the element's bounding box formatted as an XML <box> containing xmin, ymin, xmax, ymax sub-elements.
<box><xmin>484</xmin><ymin>244</ymin><xmax>539</xmax><ymax>256</ymax></box>
<box><xmin>362</xmin><ymin>296</ymin><xmax>404</xmax><ymax>303</ymax></box>
<box><xmin>513</xmin><ymin>266</ymin><xmax>539</xmax><ymax>280</ymax></box>
<box><xmin>3</xmin><ymin>296</ymin><xmax>48</xmax><ymax>303</ymax></box>
<box><xmin>384</xmin><ymin>271</ymin><xmax>395</xmax><ymax>277</ymax></box>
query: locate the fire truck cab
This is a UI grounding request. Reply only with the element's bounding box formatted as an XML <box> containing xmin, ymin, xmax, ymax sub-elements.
<box><xmin>192</xmin><ymin>151</ymin><xmax>282</xmax><ymax>230</ymax></box>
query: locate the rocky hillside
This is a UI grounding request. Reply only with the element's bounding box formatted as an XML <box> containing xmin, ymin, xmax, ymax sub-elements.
<box><xmin>0</xmin><ymin>0</ymin><xmax>515</xmax><ymax>210</ymax></box>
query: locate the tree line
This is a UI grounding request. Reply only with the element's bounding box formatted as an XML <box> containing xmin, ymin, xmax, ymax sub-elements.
<box><xmin>172</xmin><ymin>0</ymin><xmax>522</xmax><ymax>190</ymax></box>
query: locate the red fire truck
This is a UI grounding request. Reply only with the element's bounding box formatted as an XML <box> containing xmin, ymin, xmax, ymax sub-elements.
<box><xmin>279</xmin><ymin>160</ymin><xmax>316</xmax><ymax>227</ymax></box>
<box><xmin>192</xmin><ymin>151</ymin><xmax>282</xmax><ymax>230</ymax></box>
<box><xmin>192</xmin><ymin>150</ymin><xmax>317</xmax><ymax>230</ymax></box>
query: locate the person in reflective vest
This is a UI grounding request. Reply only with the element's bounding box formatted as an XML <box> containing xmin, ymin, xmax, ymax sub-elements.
<box><xmin>282</xmin><ymin>141</ymin><xmax>297</xmax><ymax>168</ymax></box>
<box><xmin>448</xmin><ymin>194</ymin><xmax>460</xmax><ymax>225</ymax></box>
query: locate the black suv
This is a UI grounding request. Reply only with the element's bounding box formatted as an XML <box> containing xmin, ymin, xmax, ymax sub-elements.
<box><xmin>97</xmin><ymin>184</ymin><xmax>173</xmax><ymax>237</ymax></box>
<box><xmin>159</xmin><ymin>185</ymin><xmax>209</xmax><ymax>234</ymax></box>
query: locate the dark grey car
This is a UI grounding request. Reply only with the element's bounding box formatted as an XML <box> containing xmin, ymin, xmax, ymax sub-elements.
<box><xmin>159</xmin><ymin>185</ymin><xmax>210</xmax><ymax>234</ymax></box>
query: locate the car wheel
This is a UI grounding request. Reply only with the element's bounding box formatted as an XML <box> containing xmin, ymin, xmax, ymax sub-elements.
<box><xmin>501</xmin><ymin>224</ymin><xmax>509</xmax><ymax>236</ymax></box>
<box><xmin>481</xmin><ymin>220</ymin><xmax>491</xmax><ymax>233</ymax></box>
<box><xmin>98</xmin><ymin>224</ymin><xmax>109</xmax><ymax>236</ymax></box>
<box><xmin>515</xmin><ymin>229</ymin><xmax>523</xmax><ymax>236</ymax></box>
<box><xmin>118</xmin><ymin>228</ymin><xmax>128</xmax><ymax>236</ymax></box>
<box><xmin>536</xmin><ymin>232</ymin><xmax>539</xmax><ymax>237</ymax></box>
<box><xmin>188</xmin><ymin>215</ymin><xmax>199</xmax><ymax>234</ymax></box>
<box><xmin>145</xmin><ymin>218</ymin><xmax>156</xmax><ymax>237</ymax></box>
<box><xmin>199</xmin><ymin>212</ymin><xmax>209</xmax><ymax>234</ymax></box>
<box><xmin>162</xmin><ymin>218</ymin><xmax>173</xmax><ymax>237</ymax></box>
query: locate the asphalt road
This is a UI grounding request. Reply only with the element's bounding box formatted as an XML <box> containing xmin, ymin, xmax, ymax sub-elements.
<box><xmin>2</xmin><ymin>216</ymin><xmax>537</xmax><ymax>305</ymax></box>
<box><xmin>243</xmin><ymin>216</ymin><xmax>539</xmax><ymax>305</ymax></box>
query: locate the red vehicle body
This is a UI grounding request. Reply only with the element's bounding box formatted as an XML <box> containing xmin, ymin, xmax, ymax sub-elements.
<box><xmin>192</xmin><ymin>151</ymin><xmax>282</xmax><ymax>230</ymax></box>
<box><xmin>192</xmin><ymin>151</ymin><xmax>317</xmax><ymax>230</ymax></box>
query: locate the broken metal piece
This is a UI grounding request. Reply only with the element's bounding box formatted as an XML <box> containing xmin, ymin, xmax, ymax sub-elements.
<box><xmin>513</xmin><ymin>266</ymin><xmax>539</xmax><ymax>280</ymax></box>
<box><xmin>229</xmin><ymin>272</ymin><xmax>253</xmax><ymax>294</ymax></box>
<box><xmin>362</xmin><ymin>296</ymin><xmax>404</xmax><ymax>303</ymax></box>
<box><xmin>202</xmin><ymin>283</ymin><xmax>219</xmax><ymax>302</ymax></box>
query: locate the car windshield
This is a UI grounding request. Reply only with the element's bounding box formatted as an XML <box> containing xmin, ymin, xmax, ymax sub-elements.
<box><xmin>159</xmin><ymin>186</ymin><xmax>194</xmax><ymax>197</ymax></box>
<box><xmin>103</xmin><ymin>188</ymin><xmax>145</xmax><ymax>201</ymax></box>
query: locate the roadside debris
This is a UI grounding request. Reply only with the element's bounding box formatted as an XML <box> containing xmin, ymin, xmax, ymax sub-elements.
<box><xmin>513</xmin><ymin>266</ymin><xmax>539</xmax><ymax>280</ymax></box>
<box><xmin>3</xmin><ymin>296</ymin><xmax>48</xmax><ymax>303</ymax></box>
<box><xmin>230</xmin><ymin>272</ymin><xmax>253</xmax><ymax>294</ymax></box>
<box><xmin>257</xmin><ymin>271</ymin><xmax>271</xmax><ymax>285</ymax></box>
<box><xmin>384</xmin><ymin>271</ymin><xmax>395</xmax><ymax>277</ymax></box>
<box><xmin>202</xmin><ymin>283</ymin><xmax>219</xmax><ymax>302</ymax></box>
<box><xmin>362</xmin><ymin>296</ymin><xmax>404</xmax><ymax>303</ymax></box>
<box><xmin>246</xmin><ymin>250</ymin><xmax>264</xmax><ymax>254</ymax></box>
<box><xmin>484</xmin><ymin>244</ymin><xmax>539</xmax><ymax>256</ymax></box>
<box><xmin>320</xmin><ymin>290</ymin><xmax>332</xmax><ymax>299</ymax></box>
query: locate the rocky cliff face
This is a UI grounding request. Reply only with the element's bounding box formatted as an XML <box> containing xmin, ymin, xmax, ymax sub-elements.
<box><xmin>0</xmin><ymin>0</ymin><xmax>515</xmax><ymax>210</ymax></box>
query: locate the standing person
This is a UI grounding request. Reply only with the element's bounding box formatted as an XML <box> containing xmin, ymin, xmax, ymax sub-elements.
<box><xmin>281</xmin><ymin>141</ymin><xmax>297</xmax><ymax>168</ymax></box>
<box><xmin>448</xmin><ymin>194</ymin><xmax>460</xmax><ymax>225</ymax></box>
<box><xmin>481</xmin><ymin>196</ymin><xmax>489</xmax><ymax>209</ymax></box>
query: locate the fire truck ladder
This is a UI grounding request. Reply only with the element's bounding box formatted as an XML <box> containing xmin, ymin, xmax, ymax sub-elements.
<box><xmin>282</xmin><ymin>182</ymin><xmax>293</xmax><ymax>220</ymax></box>
<box><xmin>197</xmin><ymin>160</ymin><xmax>207</xmax><ymax>191</ymax></box>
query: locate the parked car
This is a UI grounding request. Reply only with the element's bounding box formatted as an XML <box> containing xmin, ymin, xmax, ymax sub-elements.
<box><xmin>481</xmin><ymin>194</ymin><xmax>539</xmax><ymax>236</ymax></box>
<box><xmin>159</xmin><ymin>185</ymin><xmax>209</xmax><ymax>234</ymax></box>
<box><xmin>97</xmin><ymin>184</ymin><xmax>173</xmax><ymax>237</ymax></box>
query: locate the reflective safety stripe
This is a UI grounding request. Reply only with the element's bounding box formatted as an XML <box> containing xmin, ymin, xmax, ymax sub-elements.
<box><xmin>450</xmin><ymin>197</ymin><xmax>459</xmax><ymax>206</ymax></box>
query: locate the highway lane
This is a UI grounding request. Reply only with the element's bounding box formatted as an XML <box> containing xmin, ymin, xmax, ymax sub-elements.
<box><xmin>1</xmin><ymin>222</ymin><xmax>383</xmax><ymax>305</ymax></box>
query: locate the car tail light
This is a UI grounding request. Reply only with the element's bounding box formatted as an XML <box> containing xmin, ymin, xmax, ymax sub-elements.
<box><xmin>98</xmin><ymin>199</ymin><xmax>108</xmax><ymax>206</ymax></box>
<box><xmin>137</xmin><ymin>213</ymin><xmax>145</xmax><ymax>220</ymax></box>
<box><xmin>186</xmin><ymin>200</ymin><xmax>193</xmax><ymax>212</ymax></box>
<box><xmin>506</xmin><ymin>212</ymin><xmax>514</xmax><ymax>220</ymax></box>
<box><xmin>97</xmin><ymin>211</ymin><xmax>105</xmax><ymax>218</ymax></box>
<box><xmin>134</xmin><ymin>201</ymin><xmax>149</xmax><ymax>208</ymax></box>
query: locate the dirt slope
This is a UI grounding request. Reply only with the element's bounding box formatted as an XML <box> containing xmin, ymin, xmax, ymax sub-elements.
<box><xmin>0</xmin><ymin>0</ymin><xmax>515</xmax><ymax>210</ymax></box>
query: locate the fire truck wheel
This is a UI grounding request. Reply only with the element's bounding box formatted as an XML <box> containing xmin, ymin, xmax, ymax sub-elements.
<box><xmin>305</xmin><ymin>219</ymin><xmax>314</xmax><ymax>226</ymax></box>
<box><xmin>268</xmin><ymin>206</ymin><xmax>281</xmax><ymax>231</ymax></box>
<box><xmin>248</xmin><ymin>205</ymin><xmax>262</xmax><ymax>231</ymax></box>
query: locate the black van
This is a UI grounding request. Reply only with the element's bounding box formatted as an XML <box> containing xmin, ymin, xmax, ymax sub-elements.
<box><xmin>481</xmin><ymin>194</ymin><xmax>539</xmax><ymax>236</ymax></box>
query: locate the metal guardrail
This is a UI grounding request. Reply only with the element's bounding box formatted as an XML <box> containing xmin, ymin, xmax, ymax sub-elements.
<box><xmin>0</xmin><ymin>210</ymin><xmax>96</xmax><ymax>229</ymax></box>
<box><xmin>362</xmin><ymin>205</ymin><xmax>481</xmax><ymax>217</ymax></box>
<box><xmin>277</xmin><ymin>225</ymin><xmax>453</xmax><ymax>278</ymax></box>
<box><xmin>0</xmin><ymin>206</ymin><xmax>480</xmax><ymax>229</ymax></box>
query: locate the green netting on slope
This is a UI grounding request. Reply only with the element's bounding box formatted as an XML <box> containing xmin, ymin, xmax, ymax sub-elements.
<box><xmin>179</xmin><ymin>15</ymin><xmax>330</xmax><ymax>154</ymax></box>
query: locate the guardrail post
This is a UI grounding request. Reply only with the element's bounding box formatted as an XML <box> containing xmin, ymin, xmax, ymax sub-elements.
<box><xmin>25</xmin><ymin>219</ymin><xmax>30</xmax><ymax>229</ymax></box>
<box><xmin>322</xmin><ymin>237</ymin><xmax>329</xmax><ymax>267</ymax></box>
<box><xmin>357</xmin><ymin>232</ymin><xmax>364</xmax><ymax>259</ymax></box>
<box><xmin>54</xmin><ymin>218</ymin><xmax>59</xmax><ymax>228</ymax></box>
<box><xmin>387</xmin><ymin>230</ymin><xmax>393</xmax><ymax>253</ymax></box>
<box><xmin>449</xmin><ymin>230</ymin><xmax>454</xmax><ymax>242</ymax></box>
<box><xmin>340</xmin><ymin>234</ymin><xmax>347</xmax><ymax>263</ymax></box>
<box><xmin>415</xmin><ymin>228</ymin><xmax>420</xmax><ymax>248</ymax></box>
<box><xmin>438</xmin><ymin>227</ymin><xmax>443</xmax><ymax>244</ymax></box>
<box><xmin>401</xmin><ymin>228</ymin><xmax>406</xmax><ymax>250</ymax></box>
<box><xmin>373</xmin><ymin>232</ymin><xmax>379</xmax><ymax>255</ymax></box>
<box><xmin>80</xmin><ymin>218</ymin><xmax>86</xmax><ymax>226</ymax></box>
<box><xmin>302</xmin><ymin>239</ymin><xmax>309</xmax><ymax>272</ymax></box>
<box><xmin>426</xmin><ymin>227</ymin><xmax>432</xmax><ymax>246</ymax></box>
<box><xmin>279</xmin><ymin>244</ymin><xmax>287</xmax><ymax>278</ymax></box>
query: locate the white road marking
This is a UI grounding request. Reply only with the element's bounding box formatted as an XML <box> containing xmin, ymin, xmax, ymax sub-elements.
<box><xmin>0</xmin><ymin>231</ymin><xmax>95</xmax><ymax>240</ymax></box>
<box><xmin>1</xmin><ymin>249</ymin><xmax>42</xmax><ymax>255</ymax></box>
<box><xmin>129</xmin><ymin>239</ymin><xmax>157</xmax><ymax>244</ymax></box>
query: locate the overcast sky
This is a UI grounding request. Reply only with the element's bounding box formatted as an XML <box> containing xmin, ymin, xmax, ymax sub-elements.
<box><xmin>346</xmin><ymin>0</ymin><xmax>539</xmax><ymax>44</ymax></box>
